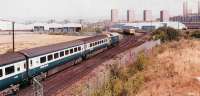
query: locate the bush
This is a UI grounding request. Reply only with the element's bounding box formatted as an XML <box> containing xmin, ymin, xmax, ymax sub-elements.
<box><xmin>48</xmin><ymin>32</ymin><xmax>66</xmax><ymax>35</ymax></box>
<box><xmin>95</xmin><ymin>28</ymin><xmax>103</xmax><ymax>33</ymax></box>
<box><xmin>152</xmin><ymin>27</ymin><xmax>180</xmax><ymax>42</ymax></box>
<box><xmin>91</xmin><ymin>52</ymin><xmax>149</xmax><ymax>96</ymax></box>
<box><xmin>191</xmin><ymin>30</ymin><xmax>200</xmax><ymax>38</ymax></box>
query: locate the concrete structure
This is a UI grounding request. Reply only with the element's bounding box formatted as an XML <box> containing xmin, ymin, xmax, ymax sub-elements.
<box><xmin>183</xmin><ymin>1</ymin><xmax>188</xmax><ymax>16</ymax></box>
<box><xmin>110</xmin><ymin>22</ymin><xmax>187</xmax><ymax>31</ymax></box>
<box><xmin>0</xmin><ymin>21</ymin><xmax>82</xmax><ymax>32</ymax></box>
<box><xmin>170</xmin><ymin>15</ymin><xmax>200</xmax><ymax>29</ymax></box>
<box><xmin>32</xmin><ymin>23</ymin><xmax>47</xmax><ymax>32</ymax></box>
<box><xmin>127</xmin><ymin>9</ymin><xmax>135</xmax><ymax>22</ymax></box>
<box><xmin>143</xmin><ymin>10</ymin><xmax>153</xmax><ymax>21</ymax></box>
<box><xmin>170</xmin><ymin>0</ymin><xmax>200</xmax><ymax>29</ymax></box>
<box><xmin>160</xmin><ymin>10</ymin><xmax>170</xmax><ymax>22</ymax></box>
<box><xmin>111</xmin><ymin>9</ymin><xmax>119</xmax><ymax>23</ymax></box>
<box><xmin>0</xmin><ymin>21</ymin><xmax>32</xmax><ymax>31</ymax></box>
<box><xmin>198</xmin><ymin>0</ymin><xmax>200</xmax><ymax>15</ymax></box>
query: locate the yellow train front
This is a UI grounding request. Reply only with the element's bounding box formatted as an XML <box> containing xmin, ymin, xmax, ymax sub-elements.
<box><xmin>122</xmin><ymin>29</ymin><xmax>135</xmax><ymax>35</ymax></box>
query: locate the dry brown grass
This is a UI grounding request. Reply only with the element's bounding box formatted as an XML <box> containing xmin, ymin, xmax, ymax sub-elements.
<box><xmin>0</xmin><ymin>34</ymin><xmax>87</xmax><ymax>54</ymax></box>
<box><xmin>137</xmin><ymin>39</ymin><xmax>200</xmax><ymax>96</ymax></box>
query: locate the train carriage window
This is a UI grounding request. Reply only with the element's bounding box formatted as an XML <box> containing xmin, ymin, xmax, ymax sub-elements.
<box><xmin>0</xmin><ymin>69</ymin><xmax>2</xmax><ymax>77</ymax></box>
<box><xmin>30</xmin><ymin>60</ymin><xmax>33</xmax><ymax>67</ymax></box>
<box><xmin>40</xmin><ymin>56</ymin><xmax>46</xmax><ymax>63</ymax></box>
<box><xmin>74</xmin><ymin>47</ymin><xmax>77</xmax><ymax>52</ymax></box>
<box><xmin>17</xmin><ymin>67</ymin><xmax>20</xmax><ymax>71</ymax></box>
<box><xmin>48</xmin><ymin>54</ymin><xmax>53</xmax><ymax>61</ymax></box>
<box><xmin>65</xmin><ymin>50</ymin><xmax>69</xmax><ymax>55</ymax></box>
<box><xmin>54</xmin><ymin>53</ymin><xmax>59</xmax><ymax>59</ymax></box>
<box><xmin>60</xmin><ymin>51</ymin><xmax>64</xmax><ymax>57</ymax></box>
<box><xmin>5</xmin><ymin>66</ymin><xmax>14</xmax><ymax>75</ymax></box>
<box><xmin>24</xmin><ymin>63</ymin><xmax>26</xmax><ymax>69</ymax></box>
<box><xmin>78</xmin><ymin>47</ymin><xmax>81</xmax><ymax>51</ymax></box>
<box><xmin>70</xmin><ymin>49</ymin><xmax>73</xmax><ymax>54</ymax></box>
<box><xmin>95</xmin><ymin>42</ymin><xmax>97</xmax><ymax>45</ymax></box>
<box><xmin>90</xmin><ymin>43</ymin><xmax>92</xmax><ymax>47</ymax></box>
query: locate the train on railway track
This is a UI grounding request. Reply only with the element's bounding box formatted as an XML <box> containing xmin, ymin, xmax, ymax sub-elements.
<box><xmin>0</xmin><ymin>33</ymin><xmax>120</xmax><ymax>95</ymax></box>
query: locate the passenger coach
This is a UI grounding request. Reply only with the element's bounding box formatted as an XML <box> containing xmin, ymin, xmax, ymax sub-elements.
<box><xmin>0</xmin><ymin>33</ymin><xmax>120</xmax><ymax>95</ymax></box>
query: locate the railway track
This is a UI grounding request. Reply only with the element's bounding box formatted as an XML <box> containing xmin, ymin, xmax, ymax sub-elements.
<box><xmin>18</xmin><ymin>34</ymin><xmax>148</xmax><ymax>96</ymax></box>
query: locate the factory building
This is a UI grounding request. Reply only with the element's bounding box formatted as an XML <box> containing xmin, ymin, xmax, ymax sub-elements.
<box><xmin>143</xmin><ymin>10</ymin><xmax>153</xmax><ymax>21</ymax></box>
<box><xmin>160</xmin><ymin>10</ymin><xmax>170</xmax><ymax>22</ymax></box>
<box><xmin>111</xmin><ymin>9</ymin><xmax>119</xmax><ymax>23</ymax></box>
<box><xmin>0</xmin><ymin>21</ymin><xmax>32</xmax><ymax>31</ymax></box>
<box><xmin>31</xmin><ymin>23</ymin><xmax>82</xmax><ymax>32</ymax></box>
<box><xmin>170</xmin><ymin>1</ymin><xmax>200</xmax><ymax>29</ymax></box>
<box><xmin>63</xmin><ymin>23</ymin><xmax>82</xmax><ymax>32</ymax></box>
<box><xmin>0</xmin><ymin>21</ymin><xmax>82</xmax><ymax>32</ymax></box>
<box><xmin>110</xmin><ymin>22</ymin><xmax>187</xmax><ymax>31</ymax></box>
<box><xmin>33</xmin><ymin>23</ymin><xmax>46</xmax><ymax>32</ymax></box>
<box><xmin>127</xmin><ymin>9</ymin><xmax>135</xmax><ymax>22</ymax></box>
<box><xmin>183</xmin><ymin>1</ymin><xmax>188</xmax><ymax>16</ymax></box>
<box><xmin>198</xmin><ymin>0</ymin><xmax>200</xmax><ymax>15</ymax></box>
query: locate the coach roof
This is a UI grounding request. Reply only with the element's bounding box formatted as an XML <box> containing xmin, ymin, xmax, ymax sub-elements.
<box><xmin>0</xmin><ymin>52</ymin><xmax>26</xmax><ymax>66</ymax></box>
<box><xmin>20</xmin><ymin>39</ymin><xmax>84</xmax><ymax>58</ymax></box>
<box><xmin>20</xmin><ymin>35</ymin><xmax>107</xmax><ymax>58</ymax></box>
<box><xmin>81</xmin><ymin>35</ymin><xmax>107</xmax><ymax>43</ymax></box>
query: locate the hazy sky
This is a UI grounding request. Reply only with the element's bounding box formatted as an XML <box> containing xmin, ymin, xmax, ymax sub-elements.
<box><xmin>0</xmin><ymin>0</ymin><xmax>199</xmax><ymax>22</ymax></box>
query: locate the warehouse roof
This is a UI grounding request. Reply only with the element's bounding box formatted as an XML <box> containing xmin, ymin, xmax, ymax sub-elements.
<box><xmin>112</xmin><ymin>21</ymin><xmax>187</xmax><ymax>30</ymax></box>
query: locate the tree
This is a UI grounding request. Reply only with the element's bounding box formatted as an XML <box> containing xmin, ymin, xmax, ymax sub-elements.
<box><xmin>152</xmin><ymin>27</ymin><xmax>180</xmax><ymax>42</ymax></box>
<box><xmin>191</xmin><ymin>30</ymin><xmax>200</xmax><ymax>38</ymax></box>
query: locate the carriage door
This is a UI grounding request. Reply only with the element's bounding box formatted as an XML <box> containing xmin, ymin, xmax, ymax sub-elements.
<box><xmin>108</xmin><ymin>35</ymin><xmax>112</xmax><ymax>46</ymax></box>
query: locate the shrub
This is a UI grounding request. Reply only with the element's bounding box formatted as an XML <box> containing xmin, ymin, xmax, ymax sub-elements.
<box><xmin>91</xmin><ymin>52</ymin><xmax>149</xmax><ymax>96</ymax></box>
<box><xmin>48</xmin><ymin>32</ymin><xmax>66</xmax><ymax>35</ymax></box>
<box><xmin>152</xmin><ymin>27</ymin><xmax>180</xmax><ymax>42</ymax></box>
<box><xmin>135</xmin><ymin>52</ymin><xmax>148</xmax><ymax>71</ymax></box>
<box><xmin>95</xmin><ymin>28</ymin><xmax>103</xmax><ymax>33</ymax></box>
<box><xmin>5</xmin><ymin>49</ymin><xmax>14</xmax><ymax>53</ymax></box>
<box><xmin>191</xmin><ymin>30</ymin><xmax>200</xmax><ymax>38</ymax></box>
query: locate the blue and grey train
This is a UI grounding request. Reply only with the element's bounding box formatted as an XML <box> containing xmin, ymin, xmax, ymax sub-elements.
<box><xmin>0</xmin><ymin>33</ymin><xmax>120</xmax><ymax>94</ymax></box>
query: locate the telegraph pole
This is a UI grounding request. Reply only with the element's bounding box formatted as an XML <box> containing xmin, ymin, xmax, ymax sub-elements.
<box><xmin>12</xmin><ymin>22</ymin><xmax>15</xmax><ymax>52</ymax></box>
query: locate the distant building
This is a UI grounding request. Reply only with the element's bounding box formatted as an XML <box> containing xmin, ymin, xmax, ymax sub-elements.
<box><xmin>198</xmin><ymin>0</ymin><xmax>200</xmax><ymax>15</ymax></box>
<box><xmin>170</xmin><ymin>14</ymin><xmax>200</xmax><ymax>29</ymax></box>
<box><xmin>143</xmin><ymin>10</ymin><xmax>153</xmax><ymax>21</ymax></box>
<box><xmin>0</xmin><ymin>21</ymin><xmax>82</xmax><ymax>32</ymax></box>
<box><xmin>110</xmin><ymin>22</ymin><xmax>187</xmax><ymax>31</ymax></box>
<box><xmin>183</xmin><ymin>1</ymin><xmax>188</xmax><ymax>16</ymax></box>
<box><xmin>160</xmin><ymin>10</ymin><xmax>170</xmax><ymax>22</ymax></box>
<box><xmin>111</xmin><ymin>9</ymin><xmax>119</xmax><ymax>23</ymax></box>
<box><xmin>33</xmin><ymin>23</ymin><xmax>46</xmax><ymax>32</ymax></box>
<box><xmin>127</xmin><ymin>9</ymin><xmax>135</xmax><ymax>22</ymax></box>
